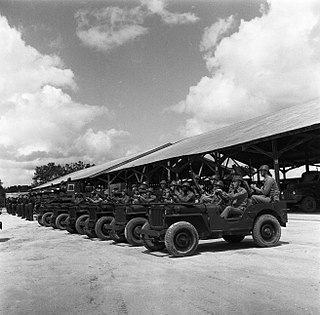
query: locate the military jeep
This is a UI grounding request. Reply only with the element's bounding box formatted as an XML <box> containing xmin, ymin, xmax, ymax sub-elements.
<box><xmin>140</xmin><ymin>202</ymin><xmax>288</xmax><ymax>257</ymax></box>
<box><xmin>84</xmin><ymin>203</ymin><xmax>116</xmax><ymax>240</ymax></box>
<box><xmin>110</xmin><ymin>204</ymin><xmax>149</xmax><ymax>245</ymax></box>
<box><xmin>281</xmin><ymin>171</ymin><xmax>320</xmax><ymax>213</ymax></box>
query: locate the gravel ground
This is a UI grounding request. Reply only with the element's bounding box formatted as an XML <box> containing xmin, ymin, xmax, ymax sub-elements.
<box><xmin>0</xmin><ymin>209</ymin><xmax>319</xmax><ymax>315</ymax></box>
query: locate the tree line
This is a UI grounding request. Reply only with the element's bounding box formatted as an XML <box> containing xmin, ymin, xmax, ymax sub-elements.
<box><xmin>1</xmin><ymin>161</ymin><xmax>94</xmax><ymax>191</ymax></box>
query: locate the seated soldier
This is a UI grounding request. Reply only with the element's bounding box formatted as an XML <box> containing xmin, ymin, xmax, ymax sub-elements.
<box><xmin>121</xmin><ymin>189</ymin><xmax>132</xmax><ymax>204</ymax></box>
<box><xmin>250</xmin><ymin>165</ymin><xmax>280</xmax><ymax>204</ymax></box>
<box><xmin>174</xmin><ymin>181</ymin><xmax>195</xmax><ymax>203</ymax></box>
<box><xmin>74</xmin><ymin>193</ymin><xmax>85</xmax><ymax>204</ymax></box>
<box><xmin>87</xmin><ymin>192</ymin><xmax>103</xmax><ymax>204</ymax></box>
<box><xmin>219</xmin><ymin>175</ymin><xmax>248</xmax><ymax>219</ymax></box>
<box><xmin>159</xmin><ymin>180</ymin><xmax>171</xmax><ymax>202</ymax></box>
<box><xmin>200</xmin><ymin>180</ymin><xmax>225</xmax><ymax>205</ymax></box>
<box><xmin>134</xmin><ymin>187</ymin><xmax>157</xmax><ymax>203</ymax></box>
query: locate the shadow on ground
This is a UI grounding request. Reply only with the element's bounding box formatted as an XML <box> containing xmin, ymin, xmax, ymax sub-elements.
<box><xmin>0</xmin><ymin>238</ymin><xmax>10</xmax><ymax>242</ymax></box>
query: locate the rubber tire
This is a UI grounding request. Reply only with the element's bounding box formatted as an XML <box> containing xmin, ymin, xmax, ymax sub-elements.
<box><xmin>95</xmin><ymin>216</ymin><xmax>114</xmax><ymax>240</ymax></box>
<box><xmin>37</xmin><ymin>215</ymin><xmax>44</xmax><ymax>226</ymax></box>
<box><xmin>222</xmin><ymin>235</ymin><xmax>245</xmax><ymax>243</ymax></box>
<box><xmin>55</xmin><ymin>213</ymin><xmax>69</xmax><ymax>230</ymax></box>
<box><xmin>75</xmin><ymin>214</ymin><xmax>89</xmax><ymax>235</ymax></box>
<box><xmin>141</xmin><ymin>222</ymin><xmax>165</xmax><ymax>252</ymax></box>
<box><xmin>165</xmin><ymin>221</ymin><xmax>199</xmax><ymax>257</ymax></box>
<box><xmin>84</xmin><ymin>218</ymin><xmax>97</xmax><ymax>238</ymax></box>
<box><xmin>109</xmin><ymin>218</ymin><xmax>126</xmax><ymax>243</ymax></box>
<box><xmin>65</xmin><ymin>216</ymin><xmax>77</xmax><ymax>234</ymax></box>
<box><xmin>299</xmin><ymin>196</ymin><xmax>317</xmax><ymax>213</ymax></box>
<box><xmin>125</xmin><ymin>217</ymin><xmax>147</xmax><ymax>246</ymax></box>
<box><xmin>42</xmin><ymin>212</ymin><xmax>53</xmax><ymax>227</ymax></box>
<box><xmin>252</xmin><ymin>214</ymin><xmax>281</xmax><ymax>247</ymax></box>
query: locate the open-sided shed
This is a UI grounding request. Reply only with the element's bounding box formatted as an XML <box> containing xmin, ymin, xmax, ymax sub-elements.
<box><xmin>34</xmin><ymin>99</ymin><xmax>320</xmax><ymax>190</ymax></box>
<box><xmin>104</xmin><ymin>99</ymin><xmax>320</xmax><ymax>185</ymax></box>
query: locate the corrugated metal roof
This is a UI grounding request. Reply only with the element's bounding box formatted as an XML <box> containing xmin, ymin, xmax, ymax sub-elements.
<box><xmin>110</xmin><ymin>99</ymin><xmax>320</xmax><ymax>173</ymax></box>
<box><xmin>33</xmin><ymin>143</ymin><xmax>172</xmax><ymax>189</ymax></box>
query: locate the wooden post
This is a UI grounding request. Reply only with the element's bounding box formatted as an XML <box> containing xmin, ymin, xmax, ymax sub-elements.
<box><xmin>272</xmin><ymin>140</ymin><xmax>280</xmax><ymax>187</ymax></box>
<box><xmin>107</xmin><ymin>174</ymin><xmax>111</xmax><ymax>196</ymax></box>
<box><xmin>305</xmin><ymin>142</ymin><xmax>310</xmax><ymax>172</ymax></box>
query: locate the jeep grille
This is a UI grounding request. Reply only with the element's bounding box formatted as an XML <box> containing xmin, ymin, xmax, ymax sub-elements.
<box><xmin>115</xmin><ymin>206</ymin><xmax>126</xmax><ymax>224</ymax></box>
<box><xmin>149</xmin><ymin>206</ymin><xmax>165</xmax><ymax>228</ymax></box>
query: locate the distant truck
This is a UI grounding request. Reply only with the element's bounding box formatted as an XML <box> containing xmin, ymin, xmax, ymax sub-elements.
<box><xmin>281</xmin><ymin>171</ymin><xmax>320</xmax><ymax>213</ymax></box>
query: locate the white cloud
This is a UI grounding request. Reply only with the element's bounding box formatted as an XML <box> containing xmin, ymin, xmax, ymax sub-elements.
<box><xmin>75</xmin><ymin>0</ymin><xmax>199</xmax><ymax>52</ymax></box>
<box><xmin>0</xmin><ymin>15</ymin><xmax>132</xmax><ymax>186</ymax></box>
<box><xmin>75</xmin><ymin>6</ymin><xmax>148</xmax><ymax>52</ymax></box>
<box><xmin>171</xmin><ymin>0</ymin><xmax>320</xmax><ymax>136</ymax></box>
<box><xmin>141</xmin><ymin>0</ymin><xmax>199</xmax><ymax>25</ymax></box>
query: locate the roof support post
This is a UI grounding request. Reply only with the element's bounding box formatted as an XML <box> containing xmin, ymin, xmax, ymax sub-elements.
<box><xmin>304</xmin><ymin>142</ymin><xmax>310</xmax><ymax>172</ymax></box>
<box><xmin>272</xmin><ymin>140</ymin><xmax>280</xmax><ymax>186</ymax></box>
<box><xmin>107</xmin><ymin>174</ymin><xmax>111</xmax><ymax>196</ymax></box>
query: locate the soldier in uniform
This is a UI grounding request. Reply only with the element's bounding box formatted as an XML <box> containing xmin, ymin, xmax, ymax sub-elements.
<box><xmin>219</xmin><ymin>175</ymin><xmax>248</xmax><ymax>219</ymax></box>
<box><xmin>174</xmin><ymin>182</ymin><xmax>195</xmax><ymax>203</ymax></box>
<box><xmin>250</xmin><ymin>165</ymin><xmax>280</xmax><ymax>204</ymax></box>
<box><xmin>159</xmin><ymin>180</ymin><xmax>171</xmax><ymax>202</ymax></box>
<box><xmin>200</xmin><ymin>180</ymin><xmax>225</xmax><ymax>205</ymax></box>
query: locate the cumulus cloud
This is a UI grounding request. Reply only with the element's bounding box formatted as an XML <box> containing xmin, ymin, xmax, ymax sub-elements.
<box><xmin>141</xmin><ymin>0</ymin><xmax>199</xmax><ymax>25</ymax></box>
<box><xmin>171</xmin><ymin>0</ymin><xmax>320</xmax><ymax>136</ymax></box>
<box><xmin>75</xmin><ymin>0</ymin><xmax>199</xmax><ymax>52</ymax></box>
<box><xmin>0</xmin><ymin>15</ymin><xmax>131</xmax><ymax>186</ymax></box>
<box><xmin>75</xmin><ymin>6</ymin><xmax>148</xmax><ymax>52</ymax></box>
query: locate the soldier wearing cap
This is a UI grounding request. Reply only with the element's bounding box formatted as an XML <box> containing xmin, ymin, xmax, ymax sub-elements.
<box><xmin>250</xmin><ymin>165</ymin><xmax>280</xmax><ymax>204</ymax></box>
<box><xmin>219</xmin><ymin>175</ymin><xmax>248</xmax><ymax>219</ymax></box>
<box><xmin>200</xmin><ymin>180</ymin><xmax>225</xmax><ymax>204</ymax></box>
<box><xmin>159</xmin><ymin>180</ymin><xmax>170</xmax><ymax>202</ymax></box>
<box><xmin>174</xmin><ymin>181</ymin><xmax>195</xmax><ymax>203</ymax></box>
<box><xmin>134</xmin><ymin>187</ymin><xmax>157</xmax><ymax>203</ymax></box>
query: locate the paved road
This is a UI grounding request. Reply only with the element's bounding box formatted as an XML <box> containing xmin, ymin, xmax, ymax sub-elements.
<box><xmin>0</xmin><ymin>211</ymin><xmax>319</xmax><ymax>315</ymax></box>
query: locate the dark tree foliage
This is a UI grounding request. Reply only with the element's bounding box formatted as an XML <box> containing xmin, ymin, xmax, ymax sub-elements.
<box><xmin>5</xmin><ymin>185</ymin><xmax>30</xmax><ymax>193</ymax></box>
<box><xmin>32</xmin><ymin>161</ymin><xmax>95</xmax><ymax>187</ymax></box>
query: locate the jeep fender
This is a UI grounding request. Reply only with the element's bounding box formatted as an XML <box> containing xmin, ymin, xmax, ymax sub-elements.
<box><xmin>165</xmin><ymin>214</ymin><xmax>210</xmax><ymax>238</ymax></box>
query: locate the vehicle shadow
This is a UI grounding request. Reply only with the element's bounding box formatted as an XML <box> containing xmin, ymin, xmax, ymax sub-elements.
<box><xmin>141</xmin><ymin>239</ymin><xmax>290</xmax><ymax>258</ymax></box>
<box><xmin>0</xmin><ymin>238</ymin><xmax>10</xmax><ymax>242</ymax></box>
<box><xmin>197</xmin><ymin>239</ymin><xmax>290</xmax><ymax>254</ymax></box>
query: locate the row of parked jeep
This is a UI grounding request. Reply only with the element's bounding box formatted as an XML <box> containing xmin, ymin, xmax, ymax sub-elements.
<box><xmin>6</xmin><ymin>199</ymin><xmax>288</xmax><ymax>257</ymax></box>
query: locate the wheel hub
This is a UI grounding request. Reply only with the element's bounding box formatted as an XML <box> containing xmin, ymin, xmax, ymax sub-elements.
<box><xmin>261</xmin><ymin>224</ymin><xmax>274</xmax><ymax>240</ymax></box>
<box><xmin>175</xmin><ymin>231</ymin><xmax>191</xmax><ymax>249</ymax></box>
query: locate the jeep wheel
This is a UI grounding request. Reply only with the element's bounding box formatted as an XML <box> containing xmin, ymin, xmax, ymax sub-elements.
<box><xmin>165</xmin><ymin>221</ymin><xmax>199</xmax><ymax>257</ymax></box>
<box><xmin>141</xmin><ymin>222</ymin><xmax>165</xmax><ymax>251</ymax></box>
<box><xmin>125</xmin><ymin>217</ymin><xmax>147</xmax><ymax>246</ymax></box>
<box><xmin>299</xmin><ymin>196</ymin><xmax>317</xmax><ymax>213</ymax></box>
<box><xmin>84</xmin><ymin>218</ymin><xmax>97</xmax><ymax>238</ymax></box>
<box><xmin>223</xmin><ymin>235</ymin><xmax>245</xmax><ymax>243</ymax></box>
<box><xmin>75</xmin><ymin>214</ymin><xmax>89</xmax><ymax>235</ymax></box>
<box><xmin>95</xmin><ymin>216</ymin><xmax>114</xmax><ymax>240</ymax></box>
<box><xmin>65</xmin><ymin>216</ymin><xmax>77</xmax><ymax>234</ymax></box>
<box><xmin>55</xmin><ymin>213</ymin><xmax>69</xmax><ymax>230</ymax></box>
<box><xmin>37</xmin><ymin>215</ymin><xmax>44</xmax><ymax>226</ymax></box>
<box><xmin>42</xmin><ymin>212</ymin><xmax>53</xmax><ymax>227</ymax></box>
<box><xmin>253</xmin><ymin>214</ymin><xmax>281</xmax><ymax>247</ymax></box>
<box><xmin>109</xmin><ymin>219</ymin><xmax>126</xmax><ymax>243</ymax></box>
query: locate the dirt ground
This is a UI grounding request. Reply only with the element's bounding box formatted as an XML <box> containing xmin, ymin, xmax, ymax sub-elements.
<box><xmin>0</xmin><ymin>209</ymin><xmax>319</xmax><ymax>315</ymax></box>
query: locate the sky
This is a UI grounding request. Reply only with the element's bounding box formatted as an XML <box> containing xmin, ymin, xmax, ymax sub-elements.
<box><xmin>0</xmin><ymin>0</ymin><xmax>319</xmax><ymax>186</ymax></box>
